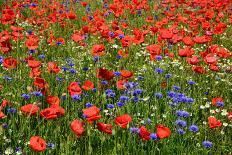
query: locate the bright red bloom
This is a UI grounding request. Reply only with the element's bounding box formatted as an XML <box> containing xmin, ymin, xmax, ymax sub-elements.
<box><xmin>182</xmin><ymin>36</ymin><xmax>195</xmax><ymax>46</ymax></box>
<box><xmin>156</xmin><ymin>125</ymin><xmax>171</xmax><ymax>139</ymax></box>
<box><xmin>1</xmin><ymin>99</ymin><xmax>9</xmax><ymax>108</ymax></box>
<box><xmin>47</xmin><ymin>96</ymin><xmax>60</xmax><ymax>105</ymax></box>
<box><xmin>97</xmin><ymin>122</ymin><xmax>112</xmax><ymax>134</ymax></box>
<box><xmin>70</xmin><ymin>119</ymin><xmax>85</xmax><ymax>137</ymax></box>
<box><xmin>27</xmin><ymin>60</ymin><xmax>41</xmax><ymax>68</ymax></box>
<box><xmin>160</xmin><ymin>29</ymin><xmax>173</xmax><ymax>39</ymax></box>
<box><xmin>82</xmin><ymin>80</ymin><xmax>94</xmax><ymax>91</ymax></box>
<box><xmin>48</xmin><ymin>62</ymin><xmax>60</xmax><ymax>74</ymax></box>
<box><xmin>82</xmin><ymin>106</ymin><xmax>101</xmax><ymax>123</ymax></box>
<box><xmin>34</xmin><ymin>77</ymin><xmax>47</xmax><ymax>89</ymax></box>
<box><xmin>178</xmin><ymin>47</ymin><xmax>194</xmax><ymax>57</ymax></box>
<box><xmin>187</xmin><ymin>56</ymin><xmax>199</xmax><ymax>65</ymax></box>
<box><xmin>67</xmin><ymin>82</ymin><xmax>82</xmax><ymax>96</ymax></box>
<box><xmin>40</xmin><ymin>105</ymin><xmax>65</xmax><ymax>120</ymax></box>
<box><xmin>116</xmin><ymin>79</ymin><xmax>128</xmax><ymax>90</ymax></box>
<box><xmin>115</xmin><ymin>114</ymin><xmax>132</xmax><ymax>128</ymax></box>
<box><xmin>192</xmin><ymin>66</ymin><xmax>207</xmax><ymax>74</ymax></box>
<box><xmin>29</xmin><ymin>136</ymin><xmax>46</xmax><ymax>152</ymax></box>
<box><xmin>120</xmin><ymin>70</ymin><xmax>133</xmax><ymax>79</ymax></box>
<box><xmin>20</xmin><ymin>104</ymin><xmax>40</xmax><ymax>116</ymax></box>
<box><xmin>91</xmin><ymin>44</ymin><xmax>105</xmax><ymax>56</ymax></box>
<box><xmin>0</xmin><ymin>111</ymin><xmax>6</xmax><ymax>119</ymax></box>
<box><xmin>139</xmin><ymin>126</ymin><xmax>150</xmax><ymax>141</ymax></box>
<box><xmin>3</xmin><ymin>57</ymin><xmax>17</xmax><ymax>69</ymax></box>
<box><xmin>96</xmin><ymin>68</ymin><xmax>114</xmax><ymax>81</ymax></box>
<box><xmin>208</xmin><ymin>116</ymin><xmax>222</xmax><ymax>129</ymax></box>
<box><xmin>227</xmin><ymin>112</ymin><xmax>232</xmax><ymax>120</ymax></box>
<box><xmin>212</xmin><ymin>97</ymin><xmax>224</xmax><ymax>106</ymax></box>
<box><xmin>30</xmin><ymin>67</ymin><xmax>41</xmax><ymax>78</ymax></box>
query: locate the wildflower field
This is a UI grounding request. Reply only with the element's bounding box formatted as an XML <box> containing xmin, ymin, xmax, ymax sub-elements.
<box><xmin>0</xmin><ymin>0</ymin><xmax>232</xmax><ymax>154</ymax></box>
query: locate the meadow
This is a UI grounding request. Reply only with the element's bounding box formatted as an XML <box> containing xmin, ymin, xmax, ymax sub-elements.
<box><xmin>0</xmin><ymin>0</ymin><xmax>232</xmax><ymax>154</ymax></box>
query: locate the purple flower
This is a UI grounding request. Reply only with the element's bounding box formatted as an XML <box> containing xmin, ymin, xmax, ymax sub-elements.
<box><xmin>189</xmin><ymin>125</ymin><xmax>199</xmax><ymax>133</ymax></box>
<box><xmin>202</xmin><ymin>140</ymin><xmax>213</xmax><ymax>148</ymax></box>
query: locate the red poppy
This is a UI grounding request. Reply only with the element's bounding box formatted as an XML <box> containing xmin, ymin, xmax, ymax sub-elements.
<box><xmin>97</xmin><ymin>122</ymin><xmax>112</xmax><ymax>134</ymax></box>
<box><xmin>120</xmin><ymin>70</ymin><xmax>133</xmax><ymax>79</ymax></box>
<box><xmin>156</xmin><ymin>125</ymin><xmax>171</xmax><ymax>139</ymax></box>
<box><xmin>82</xmin><ymin>106</ymin><xmax>101</xmax><ymax>123</ymax></box>
<box><xmin>187</xmin><ymin>56</ymin><xmax>199</xmax><ymax>65</ymax></box>
<box><xmin>20</xmin><ymin>104</ymin><xmax>40</xmax><ymax>116</ymax></box>
<box><xmin>30</xmin><ymin>67</ymin><xmax>41</xmax><ymax>78</ymax></box>
<box><xmin>48</xmin><ymin>62</ymin><xmax>60</xmax><ymax>74</ymax></box>
<box><xmin>118</xmin><ymin>50</ymin><xmax>129</xmax><ymax>58</ymax></box>
<box><xmin>208</xmin><ymin>116</ymin><xmax>222</xmax><ymax>129</ymax></box>
<box><xmin>34</xmin><ymin>77</ymin><xmax>47</xmax><ymax>89</ymax></box>
<box><xmin>28</xmin><ymin>60</ymin><xmax>41</xmax><ymax>68</ymax></box>
<box><xmin>212</xmin><ymin>97</ymin><xmax>223</xmax><ymax>106</ymax></box>
<box><xmin>160</xmin><ymin>29</ymin><xmax>173</xmax><ymax>39</ymax></box>
<box><xmin>29</xmin><ymin>136</ymin><xmax>46</xmax><ymax>152</ymax></box>
<box><xmin>82</xmin><ymin>80</ymin><xmax>94</xmax><ymax>91</ymax></box>
<box><xmin>178</xmin><ymin>47</ymin><xmax>194</xmax><ymax>57</ymax></box>
<box><xmin>139</xmin><ymin>126</ymin><xmax>150</xmax><ymax>141</ymax></box>
<box><xmin>40</xmin><ymin>105</ymin><xmax>65</xmax><ymax>120</ymax></box>
<box><xmin>0</xmin><ymin>111</ymin><xmax>6</xmax><ymax>119</ymax></box>
<box><xmin>96</xmin><ymin>68</ymin><xmax>114</xmax><ymax>81</ymax></box>
<box><xmin>47</xmin><ymin>96</ymin><xmax>60</xmax><ymax>105</ymax></box>
<box><xmin>67</xmin><ymin>82</ymin><xmax>82</xmax><ymax>96</ymax></box>
<box><xmin>25</xmin><ymin>36</ymin><xmax>39</xmax><ymax>49</ymax></box>
<box><xmin>3</xmin><ymin>57</ymin><xmax>17</xmax><ymax>69</ymax></box>
<box><xmin>227</xmin><ymin>112</ymin><xmax>232</xmax><ymax>120</ymax></box>
<box><xmin>72</xmin><ymin>33</ymin><xmax>85</xmax><ymax>43</ymax></box>
<box><xmin>66</xmin><ymin>12</ymin><xmax>77</xmax><ymax>20</ymax></box>
<box><xmin>204</xmin><ymin>54</ymin><xmax>217</xmax><ymax>64</ymax></box>
<box><xmin>56</xmin><ymin>38</ymin><xmax>65</xmax><ymax>45</ymax></box>
<box><xmin>192</xmin><ymin>66</ymin><xmax>207</xmax><ymax>74</ymax></box>
<box><xmin>115</xmin><ymin>114</ymin><xmax>132</xmax><ymax>128</ymax></box>
<box><xmin>91</xmin><ymin>44</ymin><xmax>105</xmax><ymax>56</ymax></box>
<box><xmin>121</xmin><ymin>36</ymin><xmax>132</xmax><ymax>47</ymax></box>
<box><xmin>209</xmin><ymin>65</ymin><xmax>220</xmax><ymax>72</ymax></box>
<box><xmin>146</xmin><ymin>44</ymin><xmax>162</xmax><ymax>55</ymax></box>
<box><xmin>116</xmin><ymin>79</ymin><xmax>128</xmax><ymax>90</ymax></box>
<box><xmin>1</xmin><ymin>99</ymin><xmax>9</xmax><ymax>108</ymax></box>
<box><xmin>70</xmin><ymin>119</ymin><xmax>85</xmax><ymax>137</ymax></box>
<box><xmin>182</xmin><ymin>36</ymin><xmax>195</xmax><ymax>46</ymax></box>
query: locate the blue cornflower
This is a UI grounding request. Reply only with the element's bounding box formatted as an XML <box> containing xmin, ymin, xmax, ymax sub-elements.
<box><xmin>118</xmin><ymin>34</ymin><xmax>125</xmax><ymax>39</ymax></box>
<box><xmin>46</xmin><ymin>143</ymin><xmax>55</xmax><ymax>149</ymax></box>
<box><xmin>130</xmin><ymin>127</ymin><xmax>140</xmax><ymax>134</ymax></box>
<box><xmin>165</xmin><ymin>73</ymin><xmax>172</xmax><ymax>78</ymax></box>
<box><xmin>107</xmin><ymin>104</ymin><xmax>114</xmax><ymax>109</ymax></box>
<box><xmin>108</xmin><ymin>32</ymin><xmax>115</xmax><ymax>37</ymax></box>
<box><xmin>154</xmin><ymin>15</ymin><xmax>159</xmax><ymax>20</ymax></box>
<box><xmin>146</xmin><ymin>118</ymin><xmax>151</xmax><ymax>124</ymax></box>
<box><xmin>71</xmin><ymin>95</ymin><xmax>81</xmax><ymax>101</ymax></box>
<box><xmin>114</xmin><ymin>71</ymin><xmax>121</xmax><ymax>76</ymax></box>
<box><xmin>167</xmin><ymin>91</ymin><xmax>176</xmax><ymax>98</ymax></box>
<box><xmin>88</xmin><ymin>16</ymin><xmax>93</xmax><ymax>20</ymax></box>
<box><xmin>86</xmin><ymin>5</ymin><xmax>91</xmax><ymax>12</ymax></box>
<box><xmin>82</xmin><ymin>67</ymin><xmax>89</xmax><ymax>71</ymax></box>
<box><xmin>2</xmin><ymin>123</ymin><xmax>8</xmax><ymax>129</ymax></box>
<box><xmin>133</xmin><ymin>96</ymin><xmax>139</xmax><ymax>103</ymax></box>
<box><xmin>103</xmin><ymin>3</ymin><xmax>108</xmax><ymax>8</ymax></box>
<box><xmin>38</xmin><ymin>54</ymin><xmax>45</xmax><ymax>59</ymax></box>
<box><xmin>117</xmin><ymin>102</ymin><xmax>124</xmax><ymax>107</ymax></box>
<box><xmin>137</xmin><ymin>10</ymin><xmax>142</xmax><ymax>16</ymax></box>
<box><xmin>154</xmin><ymin>92</ymin><xmax>163</xmax><ymax>99</ymax></box>
<box><xmin>204</xmin><ymin>92</ymin><xmax>209</xmax><ymax>95</ymax></box>
<box><xmin>3</xmin><ymin>76</ymin><xmax>12</xmax><ymax>81</ymax></box>
<box><xmin>28</xmin><ymin>49</ymin><xmax>36</xmax><ymax>54</ymax></box>
<box><xmin>189</xmin><ymin>125</ymin><xmax>199</xmax><ymax>133</ymax></box>
<box><xmin>85</xmin><ymin>102</ymin><xmax>93</xmax><ymax>108</ymax></box>
<box><xmin>175</xmin><ymin>110</ymin><xmax>190</xmax><ymax>118</ymax></box>
<box><xmin>155</xmin><ymin>55</ymin><xmax>162</xmax><ymax>61</ymax></box>
<box><xmin>137</xmin><ymin>75</ymin><xmax>144</xmax><ymax>80</ymax></box>
<box><xmin>216</xmin><ymin>101</ymin><xmax>225</xmax><ymax>107</ymax></box>
<box><xmin>93</xmin><ymin>56</ymin><xmax>99</xmax><ymax>62</ymax></box>
<box><xmin>116</xmin><ymin>55</ymin><xmax>122</xmax><ymax>59</ymax></box>
<box><xmin>92</xmin><ymin>88</ymin><xmax>97</xmax><ymax>92</ymax></box>
<box><xmin>61</xmin><ymin>66</ymin><xmax>69</xmax><ymax>71</ymax></box>
<box><xmin>15</xmin><ymin>147</ymin><xmax>22</xmax><ymax>154</ymax></box>
<box><xmin>133</xmin><ymin>89</ymin><xmax>143</xmax><ymax>95</ymax></box>
<box><xmin>7</xmin><ymin>107</ymin><xmax>17</xmax><ymax>113</ymax></box>
<box><xmin>31</xmin><ymin>91</ymin><xmax>43</xmax><ymax>97</ymax></box>
<box><xmin>56</xmin><ymin>76</ymin><xmax>64</xmax><ymax>81</ymax></box>
<box><xmin>175</xmin><ymin>120</ymin><xmax>187</xmax><ymax>127</ymax></box>
<box><xmin>155</xmin><ymin>68</ymin><xmax>164</xmax><ymax>74</ymax></box>
<box><xmin>21</xmin><ymin>94</ymin><xmax>31</xmax><ymax>100</ymax></box>
<box><xmin>0</xmin><ymin>56</ymin><xmax>4</xmax><ymax>64</ymax></box>
<box><xmin>150</xmin><ymin>133</ymin><xmax>158</xmax><ymax>140</ymax></box>
<box><xmin>27</xmin><ymin>30</ymin><xmax>33</xmax><ymax>35</ymax></box>
<box><xmin>176</xmin><ymin>128</ymin><xmax>185</xmax><ymax>135</ymax></box>
<box><xmin>202</xmin><ymin>141</ymin><xmax>213</xmax><ymax>148</ymax></box>
<box><xmin>119</xmin><ymin>96</ymin><xmax>129</xmax><ymax>102</ymax></box>
<box><xmin>69</xmin><ymin>68</ymin><xmax>77</xmax><ymax>74</ymax></box>
<box><xmin>187</xmin><ymin>80</ymin><xmax>196</xmax><ymax>85</ymax></box>
<box><xmin>173</xmin><ymin>85</ymin><xmax>181</xmax><ymax>91</ymax></box>
<box><xmin>101</xmin><ymin>80</ymin><xmax>108</xmax><ymax>85</ymax></box>
<box><xmin>68</xmin><ymin>63</ymin><xmax>75</xmax><ymax>67</ymax></box>
<box><xmin>186</xmin><ymin>98</ymin><xmax>194</xmax><ymax>103</ymax></box>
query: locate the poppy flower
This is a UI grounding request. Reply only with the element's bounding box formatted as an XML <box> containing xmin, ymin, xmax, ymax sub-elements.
<box><xmin>70</xmin><ymin>119</ymin><xmax>85</xmax><ymax>137</ymax></box>
<box><xmin>34</xmin><ymin>77</ymin><xmax>47</xmax><ymax>89</ymax></box>
<box><xmin>0</xmin><ymin>111</ymin><xmax>6</xmax><ymax>119</ymax></box>
<box><xmin>66</xmin><ymin>12</ymin><xmax>77</xmax><ymax>20</ymax></box>
<box><xmin>91</xmin><ymin>44</ymin><xmax>105</xmax><ymax>57</ymax></box>
<box><xmin>97</xmin><ymin>122</ymin><xmax>112</xmax><ymax>134</ymax></box>
<box><xmin>116</xmin><ymin>79</ymin><xmax>128</xmax><ymax>90</ymax></box>
<box><xmin>204</xmin><ymin>54</ymin><xmax>217</xmax><ymax>64</ymax></box>
<box><xmin>1</xmin><ymin>99</ymin><xmax>9</xmax><ymax>108</ymax></box>
<box><xmin>118</xmin><ymin>50</ymin><xmax>128</xmax><ymax>58</ymax></box>
<box><xmin>178</xmin><ymin>47</ymin><xmax>194</xmax><ymax>57</ymax></box>
<box><xmin>227</xmin><ymin>112</ymin><xmax>232</xmax><ymax>120</ymax></box>
<box><xmin>29</xmin><ymin>136</ymin><xmax>46</xmax><ymax>152</ymax></box>
<box><xmin>82</xmin><ymin>80</ymin><xmax>94</xmax><ymax>91</ymax></box>
<box><xmin>20</xmin><ymin>104</ymin><xmax>40</xmax><ymax>116</ymax></box>
<box><xmin>30</xmin><ymin>67</ymin><xmax>41</xmax><ymax>78</ymax></box>
<box><xmin>48</xmin><ymin>62</ymin><xmax>60</xmax><ymax>74</ymax></box>
<box><xmin>192</xmin><ymin>66</ymin><xmax>207</xmax><ymax>74</ymax></box>
<box><xmin>209</xmin><ymin>65</ymin><xmax>220</xmax><ymax>72</ymax></box>
<box><xmin>146</xmin><ymin>44</ymin><xmax>162</xmax><ymax>55</ymax></box>
<box><xmin>160</xmin><ymin>29</ymin><xmax>173</xmax><ymax>39</ymax></box>
<box><xmin>96</xmin><ymin>68</ymin><xmax>114</xmax><ymax>81</ymax></box>
<box><xmin>28</xmin><ymin>60</ymin><xmax>41</xmax><ymax>68</ymax></box>
<box><xmin>82</xmin><ymin>106</ymin><xmax>101</xmax><ymax>123</ymax></box>
<box><xmin>120</xmin><ymin>70</ymin><xmax>133</xmax><ymax>79</ymax></box>
<box><xmin>208</xmin><ymin>116</ymin><xmax>222</xmax><ymax>129</ymax></box>
<box><xmin>40</xmin><ymin>105</ymin><xmax>65</xmax><ymax>120</ymax></box>
<box><xmin>156</xmin><ymin>125</ymin><xmax>171</xmax><ymax>139</ymax></box>
<box><xmin>115</xmin><ymin>114</ymin><xmax>132</xmax><ymax>128</ymax></box>
<box><xmin>187</xmin><ymin>56</ymin><xmax>199</xmax><ymax>65</ymax></box>
<box><xmin>3</xmin><ymin>57</ymin><xmax>17</xmax><ymax>69</ymax></box>
<box><xmin>212</xmin><ymin>97</ymin><xmax>223</xmax><ymax>106</ymax></box>
<box><xmin>47</xmin><ymin>96</ymin><xmax>60</xmax><ymax>105</ymax></box>
<box><xmin>72</xmin><ymin>33</ymin><xmax>85</xmax><ymax>43</ymax></box>
<box><xmin>139</xmin><ymin>126</ymin><xmax>150</xmax><ymax>140</ymax></box>
<box><xmin>67</xmin><ymin>82</ymin><xmax>82</xmax><ymax>96</ymax></box>
<box><xmin>182</xmin><ymin>36</ymin><xmax>195</xmax><ymax>46</ymax></box>
<box><xmin>25</xmin><ymin>36</ymin><xmax>39</xmax><ymax>49</ymax></box>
